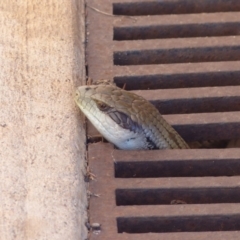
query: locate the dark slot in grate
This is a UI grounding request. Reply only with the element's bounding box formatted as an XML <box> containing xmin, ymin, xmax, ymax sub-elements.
<box><xmin>114</xmin><ymin>22</ymin><xmax>240</xmax><ymax>40</ymax></box>
<box><xmin>114</xmin><ymin>46</ymin><xmax>240</xmax><ymax>65</ymax></box>
<box><xmin>113</xmin><ymin>0</ymin><xmax>240</xmax><ymax>16</ymax></box>
<box><xmin>113</xmin><ymin>148</ymin><xmax>240</xmax><ymax>177</ymax></box>
<box><xmin>114</xmin><ymin>159</ymin><xmax>240</xmax><ymax>178</ymax></box>
<box><xmin>116</xmin><ymin>187</ymin><xmax>240</xmax><ymax>205</ymax></box>
<box><xmin>114</xmin><ymin>70</ymin><xmax>240</xmax><ymax>90</ymax></box>
<box><xmin>117</xmin><ymin>215</ymin><xmax>240</xmax><ymax>233</ymax></box>
<box><xmin>86</xmin><ymin>0</ymin><xmax>240</xmax><ymax>239</ymax></box>
<box><xmin>136</xmin><ymin>87</ymin><xmax>240</xmax><ymax>114</ymax></box>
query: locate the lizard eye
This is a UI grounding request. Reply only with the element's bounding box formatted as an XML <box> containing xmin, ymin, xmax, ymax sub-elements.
<box><xmin>94</xmin><ymin>100</ymin><xmax>110</xmax><ymax>112</ymax></box>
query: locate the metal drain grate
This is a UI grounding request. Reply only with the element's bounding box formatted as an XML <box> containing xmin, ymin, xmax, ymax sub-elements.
<box><xmin>86</xmin><ymin>0</ymin><xmax>240</xmax><ymax>239</ymax></box>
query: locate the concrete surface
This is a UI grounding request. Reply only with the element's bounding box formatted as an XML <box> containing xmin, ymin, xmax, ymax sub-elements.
<box><xmin>0</xmin><ymin>0</ymin><xmax>88</xmax><ymax>239</ymax></box>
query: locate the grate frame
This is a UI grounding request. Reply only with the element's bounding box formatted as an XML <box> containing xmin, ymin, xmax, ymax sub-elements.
<box><xmin>86</xmin><ymin>0</ymin><xmax>240</xmax><ymax>239</ymax></box>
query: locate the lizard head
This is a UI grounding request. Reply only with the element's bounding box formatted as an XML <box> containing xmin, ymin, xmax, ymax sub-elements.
<box><xmin>74</xmin><ymin>84</ymin><xmax>147</xmax><ymax>149</ymax></box>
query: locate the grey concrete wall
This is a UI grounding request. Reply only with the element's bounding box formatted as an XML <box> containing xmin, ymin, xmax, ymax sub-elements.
<box><xmin>0</xmin><ymin>0</ymin><xmax>88</xmax><ymax>239</ymax></box>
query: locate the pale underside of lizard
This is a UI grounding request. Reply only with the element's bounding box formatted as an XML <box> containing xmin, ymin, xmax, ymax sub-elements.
<box><xmin>75</xmin><ymin>83</ymin><xmax>189</xmax><ymax>150</ymax></box>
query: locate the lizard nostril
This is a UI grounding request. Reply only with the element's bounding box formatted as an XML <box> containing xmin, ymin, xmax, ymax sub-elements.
<box><xmin>75</xmin><ymin>91</ymin><xmax>80</xmax><ymax>99</ymax></box>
